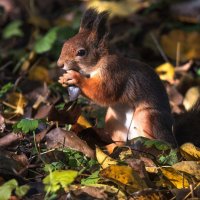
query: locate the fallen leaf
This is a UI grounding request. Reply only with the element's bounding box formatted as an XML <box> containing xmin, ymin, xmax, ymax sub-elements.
<box><xmin>126</xmin><ymin>159</ymin><xmax>153</xmax><ymax>187</ymax></box>
<box><xmin>43</xmin><ymin>170</ymin><xmax>78</xmax><ymax>193</ymax></box>
<box><xmin>130</xmin><ymin>188</ymin><xmax>173</xmax><ymax>200</ymax></box>
<box><xmin>183</xmin><ymin>86</ymin><xmax>200</xmax><ymax>110</ymax></box>
<box><xmin>145</xmin><ymin>166</ymin><xmax>158</xmax><ymax>174</ymax></box>
<box><xmin>0</xmin><ymin>179</ymin><xmax>18</xmax><ymax>200</ymax></box>
<box><xmin>0</xmin><ymin>133</ymin><xmax>23</xmax><ymax>148</ymax></box>
<box><xmin>160</xmin><ymin>167</ymin><xmax>190</xmax><ymax>189</ymax></box>
<box><xmin>155</xmin><ymin>62</ymin><xmax>175</xmax><ymax>83</ymax></box>
<box><xmin>100</xmin><ymin>165</ymin><xmax>147</xmax><ymax>192</ymax></box>
<box><xmin>70</xmin><ymin>184</ymin><xmax>126</xmax><ymax>199</ymax></box>
<box><xmin>21</xmin><ymin>51</ymin><xmax>36</xmax><ymax>72</ymax></box>
<box><xmin>180</xmin><ymin>143</ymin><xmax>200</xmax><ymax>161</ymax></box>
<box><xmin>161</xmin><ymin>29</ymin><xmax>200</xmax><ymax>62</ymax></box>
<box><xmin>172</xmin><ymin>161</ymin><xmax>200</xmax><ymax>180</ymax></box>
<box><xmin>96</xmin><ymin>146</ymin><xmax>118</xmax><ymax>169</ymax></box>
<box><xmin>28</xmin><ymin>66</ymin><xmax>51</xmax><ymax>83</ymax></box>
<box><xmin>3</xmin><ymin>92</ymin><xmax>27</xmax><ymax>115</ymax></box>
<box><xmin>46</xmin><ymin>128</ymin><xmax>94</xmax><ymax>158</ymax></box>
<box><xmin>77</xmin><ymin>114</ymin><xmax>92</xmax><ymax>129</ymax></box>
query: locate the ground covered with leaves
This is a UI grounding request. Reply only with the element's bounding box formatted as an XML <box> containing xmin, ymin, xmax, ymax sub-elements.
<box><xmin>0</xmin><ymin>0</ymin><xmax>200</xmax><ymax>199</ymax></box>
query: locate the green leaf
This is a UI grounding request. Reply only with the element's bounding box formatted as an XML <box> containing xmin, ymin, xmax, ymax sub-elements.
<box><xmin>2</xmin><ymin>20</ymin><xmax>24</xmax><ymax>39</ymax></box>
<box><xmin>43</xmin><ymin>170</ymin><xmax>78</xmax><ymax>193</ymax></box>
<box><xmin>14</xmin><ymin>119</ymin><xmax>39</xmax><ymax>134</ymax></box>
<box><xmin>34</xmin><ymin>27</ymin><xmax>59</xmax><ymax>54</ymax></box>
<box><xmin>43</xmin><ymin>162</ymin><xmax>65</xmax><ymax>172</ymax></box>
<box><xmin>144</xmin><ymin>139</ymin><xmax>170</xmax><ymax>151</ymax></box>
<box><xmin>62</xmin><ymin>148</ymin><xmax>97</xmax><ymax>168</ymax></box>
<box><xmin>158</xmin><ymin>149</ymin><xmax>179</xmax><ymax>165</ymax></box>
<box><xmin>0</xmin><ymin>179</ymin><xmax>18</xmax><ymax>200</ymax></box>
<box><xmin>55</xmin><ymin>103</ymin><xmax>65</xmax><ymax>111</ymax></box>
<box><xmin>15</xmin><ymin>185</ymin><xmax>30</xmax><ymax>198</ymax></box>
<box><xmin>197</xmin><ymin>68</ymin><xmax>200</xmax><ymax>77</ymax></box>
<box><xmin>0</xmin><ymin>82</ymin><xmax>14</xmax><ymax>98</ymax></box>
<box><xmin>81</xmin><ymin>171</ymin><xmax>100</xmax><ymax>185</ymax></box>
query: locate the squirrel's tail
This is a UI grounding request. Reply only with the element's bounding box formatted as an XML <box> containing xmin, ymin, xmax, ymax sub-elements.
<box><xmin>173</xmin><ymin>99</ymin><xmax>200</xmax><ymax>147</ymax></box>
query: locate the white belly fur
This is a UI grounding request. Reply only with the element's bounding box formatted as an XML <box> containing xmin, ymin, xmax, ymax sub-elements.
<box><xmin>107</xmin><ymin>105</ymin><xmax>141</xmax><ymax>142</ymax></box>
<box><xmin>124</xmin><ymin>109</ymin><xmax>141</xmax><ymax>140</ymax></box>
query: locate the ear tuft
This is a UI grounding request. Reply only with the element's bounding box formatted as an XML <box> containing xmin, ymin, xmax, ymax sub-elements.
<box><xmin>92</xmin><ymin>10</ymin><xmax>109</xmax><ymax>39</ymax></box>
<box><xmin>79</xmin><ymin>9</ymin><xmax>98</xmax><ymax>32</ymax></box>
<box><xmin>92</xmin><ymin>11</ymin><xmax>109</xmax><ymax>43</ymax></box>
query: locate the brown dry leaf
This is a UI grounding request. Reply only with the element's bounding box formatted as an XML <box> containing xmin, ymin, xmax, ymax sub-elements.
<box><xmin>28</xmin><ymin>66</ymin><xmax>51</xmax><ymax>83</ymax></box>
<box><xmin>87</xmin><ymin>0</ymin><xmax>150</xmax><ymax>17</ymax></box>
<box><xmin>160</xmin><ymin>167</ymin><xmax>190</xmax><ymax>189</ymax></box>
<box><xmin>180</xmin><ymin>143</ymin><xmax>200</xmax><ymax>161</ymax></box>
<box><xmin>3</xmin><ymin>92</ymin><xmax>27</xmax><ymax>115</ymax></box>
<box><xmin>172</xmin><ymin>161</ymin><xmax>200</xmax><ymax>180</ymax></box>
<box><xmin>0</xmin><ymin>132</ymin><xmax>23</xmax><ymax>148</ymax></box>
<box><xmin>70</xmin><ymin>184</ymin><xmax>126</xmax><ymax>199</ymax></box>
<box><xmin>34</xmin><ymin>105</ymin><xmax>53</xmax><ymax>119</ymax></box>
<box><xmin>129</xmin><ymin>188</ymin><xmax>173</xmax><ymax>200</ymax></box>
<box><xmin>161</xmin><ymin>29</ymin><xmax>200</xmax><ymax>62</ymax></box>
<box><xmin>183</xmin><ymin>86</ymin><xmax>200</xmax><ymax>110</ymax></box>
<box><xmin>96</xmin><ymin>146</ymin><xmax>118</xmax><ymax>169</ymax></box>
<box><xmin>46</xmin><ymin>128</ymin><xmax>94</xmax><ymax>158</ymax></box>
<box><xmin>126</xmin><ymin>159</ymin><xmax>153</xmax><ymax>188</ymax></box>
<box><xmin>99</xmin><ymin>165</ymin><xmax>147</xmax><ymax>192</ymax></box>
<box><xmin>155</xmin><ymin>62</ymin><xmax>175</xmax><ymax>83</ymax></box>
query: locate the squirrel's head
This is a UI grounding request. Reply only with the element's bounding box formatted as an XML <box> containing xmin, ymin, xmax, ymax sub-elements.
<box><xmin>57</xmin><ymin>9</ymin><xmax>109</xmax><ymax>73</ymax></box>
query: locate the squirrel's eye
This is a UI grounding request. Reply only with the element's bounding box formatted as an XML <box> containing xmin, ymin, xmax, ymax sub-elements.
<box><xmin>76</xmin><ymin>49</ymin><xmax>86</xmax><ymax>57</ymax></box>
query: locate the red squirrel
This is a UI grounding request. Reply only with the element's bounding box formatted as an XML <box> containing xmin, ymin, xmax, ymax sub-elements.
<box><xmin>57</xmin><ymin>9</ymin><xmax>177</xmax><ymax>147</ymax></box>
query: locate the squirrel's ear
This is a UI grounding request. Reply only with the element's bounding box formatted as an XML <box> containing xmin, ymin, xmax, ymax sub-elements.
<box><xmin>91</xmin><ymin>11</ymin><xmax>109</xmax><ymax>43</ymax></box>
<box><xmin>79</xmin><ymin>9</ymin><xmax>98</xmax><ymax>32</ymax></box>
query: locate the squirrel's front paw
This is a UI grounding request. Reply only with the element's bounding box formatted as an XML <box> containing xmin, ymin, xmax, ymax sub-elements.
<box><xmin>58</xmin><ymin>70</ymin><xmax>84</xmax><ymax>87</ymax></box>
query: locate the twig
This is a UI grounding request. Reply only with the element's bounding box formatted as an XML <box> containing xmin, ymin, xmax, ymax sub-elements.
<box><xmin>150</xmin><ymin>33</ymin><xmax>169</xmax><ymax>63</ymax></box>
<box><xmin>183</xmin><ymin>182</ymin><xmax>200</xmax><ymax>200</ymax></box>
<box><xmin>176</xmin><ymin>42</ymin><xmax>181</xmax><ymax>67</ymax></box>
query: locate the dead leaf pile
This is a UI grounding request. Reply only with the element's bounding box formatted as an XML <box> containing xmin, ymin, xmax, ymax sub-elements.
<box><xmin>0</xmin><ymin>0</ymin><xmax>200</xmax><ymax>199</ymax></box>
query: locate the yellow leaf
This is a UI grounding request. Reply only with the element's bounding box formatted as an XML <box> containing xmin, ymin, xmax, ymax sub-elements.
<box><xmin>100</xmin><ymin>165</ymin><xmax>147</xmax><ymax>191</ymax></box>
<box><xmin>87</xmin><ymin>0</ymin><xmax>149</xmax><ymax>17</ymax></box>
<box><xmin>183</xmin><ymin>86</ymin><xmax>200</xmax><ymax>110</ymax></box>
<box><xmin>155</xmin><ymin>62</ymin><xmax>175</xmax><ymax>82</ymax></box>
<box><xmin>160</xmin><ymin>167</ymin><xmax>190</xmax><ymax>189</ymax></box>
<box><xmin>173</xmin><ymin>161</ymin><xmax>200</xmax><ymax>180</ymax></box>
<box><xmin>96</xmin><ymin>146</ymin><xmax>118</xmax><ymax>169</ymax></box>
<box><xmin>180</xmin><ymin>143</ymin><xmax>200</xmax><ymax>161</ymax></box>
<box><xmin>161</xmin><ymin>29</ymin><xmax>200</xmax><ymax>62</ymax></box>
<box><xmin>28</xmin><ymin>66</ymin><xmax>51</xmax><ymax>83</ymax></box>
<box><xmin>77</xmin><ymin>115</ymin><xmax>92</xmax><ymax>129</ymax></box>
<box><xmin>21</xmin><ymin>51</ymin><xmax>36</xmax><ymax>72</ymax></box>
<box><xmin>145</xmin><ymin>166</ymin><xmax>158</xmax><ymax>174</ymax></box>
<box><xmin>3</xmin><ymin>92</ymin><xmax>27</xmax><ymax>115</ymax></box>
